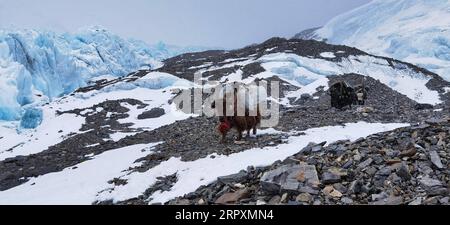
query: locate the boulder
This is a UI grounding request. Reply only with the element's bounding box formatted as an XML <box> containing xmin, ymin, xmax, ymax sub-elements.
<box><xmin>296</xmin><ymin>193</ymin><xmax>312</xmax><ymax>203</ymax></box>
<box><xmin>396</xmin><ymin>162</ymin><xmax>411</xmax><ymax>181</ymax></box>
<box><xmin>300</xmin><ymin>93</ymin><xmax>312</xmax><ymax>100</ymax></box>
<box><xmin>260</xmin><ymin>163</ymin><xmax>319</xmax><ymax>194</ymax></box>
<box><xmin>429</xmin><ymin>151</ymin><xmax>444</xmax><ymax>169</ymax></box>
<box><xmin>137</xmin><ymin>108</ymin><xmax>165</xmax><ymax>120</ymax></box>
<box><xmin>218</xmin><ymin>171</ymin><xmax>248</xmax><ymax>184</ymax></box>
<box><xmin>414</xmin><ymin>103</ymin><xmax>433</xmax><ymax>110</ymax></box>
<box><xmin>370</xmin><ymin>196</ymin><xmax>403</xmax><ymax>205</ymax></box>
<box><xmin>215</xmin><ymin>188</ymin><xmax>250</xmax><ymax>205</ymax></box>
<box><xmin>321</xmin><ymin>172</ymin><xmax>341</xmax><ymax>184</ymax></box>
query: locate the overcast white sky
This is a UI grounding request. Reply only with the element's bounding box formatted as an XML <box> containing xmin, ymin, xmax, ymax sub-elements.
<box><xmin>0</xmin><ymin>0</ymin><xmax>370</xmax><ymax>48</ymax></box>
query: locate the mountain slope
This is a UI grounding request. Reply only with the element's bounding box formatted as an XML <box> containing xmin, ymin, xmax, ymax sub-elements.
<box><xmin>312</xmin><ymin>0</ymin><xmax>450</xmax><ymax>81</ymax></box>
<box><xmin>293</xmin><ymin>27</ymin><xmax>321</xmax><ymax>40</ymax></box>
<box><xmin>0</xmin><ymin>37</ymin><xmax>449</xmax><ymax>205</ymax></box>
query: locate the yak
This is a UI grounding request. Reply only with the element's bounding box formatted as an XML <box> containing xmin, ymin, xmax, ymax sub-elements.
<box><xmin>329</xmin><ymin>81</ymin><xmax>357</xmax><ymax>109</ymax></box>
<box><xmin>211</xmin><ymin>82</ymin><xmax>262</xmax><ymax>143</ymax></box>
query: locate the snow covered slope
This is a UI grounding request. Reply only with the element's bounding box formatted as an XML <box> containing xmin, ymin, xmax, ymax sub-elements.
<box><xmin>313</xmin><ymin>0</ymin><xmax>450</xmax><ymax>81</ymax></box>
<box><xmin>0</xmin><ymin>27</ymin><xmax>209</xmax><ymax>124</ymax></box>
<box><xmin>0</xmin><ymin>122</ymin><xmax>408</xmax><ymax>204</ymax></box>
<box><xmin>160</xmin><ymin>38</ymin><xmax>449</xmax><ymax>106</ymax></box>
<box><xmin>293</xmin><ymin>27</ymin><xmax>321</xmax><ymax>40</ymax></box>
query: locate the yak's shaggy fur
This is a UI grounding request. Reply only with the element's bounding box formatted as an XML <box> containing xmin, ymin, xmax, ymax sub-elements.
<box><xmin>212</xmin><ymin>83</ymin><xmax>262</xmax><ymax>143</ymax></box>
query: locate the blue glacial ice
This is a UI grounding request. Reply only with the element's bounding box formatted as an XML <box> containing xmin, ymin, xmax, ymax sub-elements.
<box><xmin>20</xmin><ymin>108</ymin><xmax>43</xmax><ymax>129</ymax></box>
<box><xmin>0</xmin><ymin>27</ymin><xmax>209</xmax><ymax>123</ymax></box>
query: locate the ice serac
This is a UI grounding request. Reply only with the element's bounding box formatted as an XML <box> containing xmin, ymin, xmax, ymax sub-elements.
<box><xmin>146</xmin><ymin>41</ymin><xmax>213</xmax><ymax>61</ymax></box>
<box><xmin>20</xmin><ymin>108</ymin><xmax>43</xmax><ymax>129</ymax></box>
<box><xmin>314</xmin><ymin>0</ymin><xmax>450</xmax><ymax>81</ymax></box>
<box><xmin>0</xmin><ymin>27</ymin><xmax>208</xmax><ymax>122</ymax></box>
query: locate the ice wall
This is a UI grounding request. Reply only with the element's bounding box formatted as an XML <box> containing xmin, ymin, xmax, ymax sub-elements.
<box><xmin>0</xmin><ymin>27</ymin><xmax>208</xmax><ymax>124</ymax></box>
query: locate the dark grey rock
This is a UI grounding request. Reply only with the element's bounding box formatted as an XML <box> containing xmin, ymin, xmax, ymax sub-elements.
<box><xmin>300</xmin><ymin>93</ymin><xmax>312</xmax><ymax>100</ymax></box>
<box><xmin>287</xmin><ymin>200</ymin><xmax>302</xmax><ymax>205</ymax></box>
<box><xmin>428</xmin><ymin>187</ymin><xmax>448</xmax><ymax>196</ymax></box>
<box><xmin>348</xmin><ymin>180</ymin><xmax>364</xmax><ymax>194</ymax></box>
<box><xmin>371</xmin><ymin>192</ymin><xmax>388</xmax><ymax>201</ymax></box>
<box><xmin>281</xmin><ymin>180</ymin><xmax>300</xmax><ymax>193</ymax></box>
<box><xmin>358</xmin><ymin>158</ymin><xmax>373</xmax><ymax>169</ymax></box>
<box><xmin>311</xmin><ymin>145</ymin><xmax>323</xmax><ymax>153</ymax></box>
<box><xmin>377</xmin><ymin>167</ymin><xmax>392</xmax><ymax>176</ymax></box>
<box><xmin>373</xmin><ymin>167</ymin><xmax>392</xmax><ymax>187</ymax></box>
<box><xmin>429</xmin><ymin>151</ymin><xmax>444</xmax><ymax>169</ymax></box>
<box><xmin>298</xmin><ymin>186</ymin><xmax>320</xmax><ymax>195</ymax></box>
<box><xmin>0</xmin><ymin>171</ymin><xmax>14</xmax><ymax>181</ymax></box>
<box><xmin>137</xmin><ymin>108</ymin><xmax>165</xmax><ymax>120</ymax></box>
<box><xmin>419</xmin><ymin>176</ymin><xmax>443</xmax><ymax>193</ymax></box>
<box><xmin>423</xmin><ymin>197</ymin><xmax>440</xmax><ymax>205</ymax></box>
<box><xmin>218</xmin><ymin>171</ymin><xmax>248</xmax><ymax>184</ymax></box>
<box><xmin>386</xmin><ymin>149</ymin><xmax>400</xmax><ymax>158</ymax></box>
<box><xmin>300</xmin><ymin>143</ymin><xmax>314</xmax><ymax>155</ymax></box>
<box><xmin>370</xmin><ymin>196</ymin><xmax>403</xmax><ymax>205</ymax></box>
<box><xmin>341</xmin><ymin>197</ymin><xmax>353</xmax><ymax>205</ymax></box>
<box><xmin>396</xmin><ymin>162</ymin><xmax>411</xmax><ymax>181</ymax></box>
<box><xmin>322</xmin><ymin>172</ymin><xmax>341</xmax><ymax>184</ymax></box>
<box><xmin>439</xmin><ymin>197</ymin><xmax>449</xmax><ymax>204</ymax></box>
<box><xmin>414</xmin><ymin>104</ymin><xmax>433</xmax><ymax>110</ymax></box>
<box><xmin>373</xmin><ymin>155</ymin><xmax>384</xmax><ymax>164</ymax></box>
<box><xmin>260</xmin><ymin>164</ymin><xmax>319</xmax><ymax>194</ymax></box>
<box><xmin>333</xmin><ymin>183</ymin><xmax>347</xmax><ymax>194</ymax></box>
<box><xmin>365</xmin><ymin>167</ymin><xmax>378</xmax><ymax>176</ymax></box>
<box><xmin>342</xmin><ymin>160</ymin><xmax>353</xmax><ymax>169</ymax></box>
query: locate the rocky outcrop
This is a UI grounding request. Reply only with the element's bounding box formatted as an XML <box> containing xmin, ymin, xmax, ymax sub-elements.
<box><xmin>166</xmin><ymin>118</ymin><xmax>450</xmax><ymax>205</ymax></box>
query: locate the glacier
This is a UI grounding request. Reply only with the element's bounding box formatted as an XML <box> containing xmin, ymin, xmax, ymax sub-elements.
<box><xmin>314</xmin><ymin>0</ymin><xmax>450</xmax><ymax>81</ymax></box>
<box><xmin>0</xmin><ymin>27</ymin><xmax>209</xmax><ymax>126</ymax></box>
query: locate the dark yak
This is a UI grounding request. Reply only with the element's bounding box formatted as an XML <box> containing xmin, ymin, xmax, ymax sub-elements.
<box><xmin>329</xmin><ymin>81</ymin><xmax>357</xmax><ymax>109</ymax></box>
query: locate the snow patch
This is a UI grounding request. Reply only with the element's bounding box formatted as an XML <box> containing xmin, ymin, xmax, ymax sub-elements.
<box><xmin>0</xmin><ymin>143</ymin><xmax>160</xmax><ymax>205</ymax></box>
<box><xmin>220</xmin><ymin>70</ymin><xmax>243</xmax><ymax>83</ymax></box>
<box><xmin>0</xmin><ymin>112</ymin><xmax>85</xmax><ymax>161</ymax></box>
<box><xmin>280</xmin><ymin>77</ymin><xmax>329</xmax><ymax>106</ymax></box>
<box><xmin>320</xmin><ymin>52</ymin><xmax>336</xmax><ymax>58</ymax></box>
